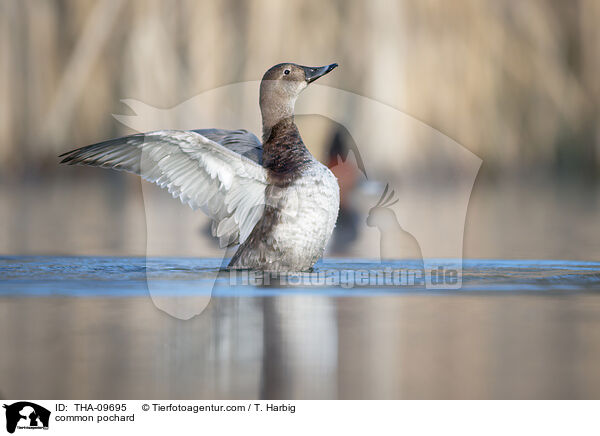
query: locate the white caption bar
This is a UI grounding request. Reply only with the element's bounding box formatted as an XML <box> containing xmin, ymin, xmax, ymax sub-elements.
<box><xmin>1</xmin><ymin>400</ymin><xmax>598</xmax><ymax>435</ymax></box>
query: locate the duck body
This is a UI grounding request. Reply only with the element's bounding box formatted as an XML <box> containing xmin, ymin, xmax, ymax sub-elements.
<box><xmin>60</xmin><ymin>62</ymin><xmax>340</xmax><ymax>272</ymax></box>
<box><xmin>230</xmin><ymin>163</ymin><xmax>339</xmax><ymax>270</ymax></box>
<box><xmin>230</xmin><ymin>117</ymin><xmax>339</xmax><ymax>270</ymax></box>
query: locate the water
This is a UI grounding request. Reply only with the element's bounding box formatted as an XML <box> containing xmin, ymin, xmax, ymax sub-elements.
<box><xmin>1</xmin><ymin>256</ymin><xmax>600</xmax><ymax>399</ymax></box>
<box><xmin>2</xmin><ymin>257</ymin><xmax>600</xmax><ymax>296</ymax></box>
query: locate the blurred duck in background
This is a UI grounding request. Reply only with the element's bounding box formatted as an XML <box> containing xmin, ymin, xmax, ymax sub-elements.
<box><xmin>326</xmin><ymin>126</ymin><xmax>363</xmax><ymax>255</ymax></box>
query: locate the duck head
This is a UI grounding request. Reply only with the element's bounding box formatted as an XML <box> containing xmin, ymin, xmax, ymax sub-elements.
<box><xmin>260</xmin><ymin>62</ymin><xmax>338</xmax><ymax>137</ymax></box>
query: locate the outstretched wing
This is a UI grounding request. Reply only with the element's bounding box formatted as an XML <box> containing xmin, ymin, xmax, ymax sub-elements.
<box><xmin>60</xmin><ymin>130</ymin><xmax>267</xmax><ymax>247</ymax></box>
<box><xmin>192</xmin><ymin>128</ymin><xmax>263</xmax><ymax>165</ymax></box>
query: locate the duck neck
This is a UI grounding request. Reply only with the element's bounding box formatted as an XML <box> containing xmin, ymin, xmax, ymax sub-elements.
<box><xmin>262</xmin><ymin>117</ymin><xmax>312</xmax><ymax>185</ymax></box>
<box><xmin>260</xmin><ymin>95</ymin><xmax>297</xmax><ymax>142</ymax></box>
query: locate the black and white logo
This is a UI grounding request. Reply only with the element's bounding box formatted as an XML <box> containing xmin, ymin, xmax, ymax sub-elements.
<box><xmin>3</xmin><ymin>402</ymin><xmax>50</xmax><ymax>434</ymax></box>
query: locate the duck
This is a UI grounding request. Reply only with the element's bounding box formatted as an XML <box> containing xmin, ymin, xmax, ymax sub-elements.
<box><xmin>60</xmin><ymin>63</ymin><xmax>340</xmax><ymax>272</ymax></box>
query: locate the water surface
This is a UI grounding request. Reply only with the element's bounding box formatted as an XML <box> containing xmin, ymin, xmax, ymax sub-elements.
<box><xmin>2</xmin><ymin>257</ymin><xmax>600</xmax><ymax>296</ymax></box>
<box><xmin>1</xmin><ymin>256</ymin><xmax>600</xmax><ymax>400</ymax></box>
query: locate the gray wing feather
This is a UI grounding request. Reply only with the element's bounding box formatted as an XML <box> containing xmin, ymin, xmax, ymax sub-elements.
<box><xmin>60</xmin><ymin>130</ymin><xmax>267</xmax><ymax>247</ymax></box>
<box><xmin>192</xmin><ymin>129</ymin><xmax>263</xmax><ymax>165</ymax></box>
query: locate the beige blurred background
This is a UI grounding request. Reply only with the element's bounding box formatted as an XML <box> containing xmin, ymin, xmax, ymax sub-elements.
<box><xmin>1</xmin><ymin>0</ymin><xmax>600</xmax><ymax>259</ymax></box>
<box><xmin>2</xmin><ymin>1</ymin><xmax>600</xmax><ymax>401</ymax></box>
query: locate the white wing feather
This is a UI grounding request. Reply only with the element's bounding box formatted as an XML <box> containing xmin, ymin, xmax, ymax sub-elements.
<box><xmin>60</xmin><ymin>130</ymin><xmax>267</xmax><ymax>247</ymax></box>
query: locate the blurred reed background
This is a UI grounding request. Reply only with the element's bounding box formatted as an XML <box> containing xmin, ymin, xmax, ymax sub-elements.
<box><xmin>1</xmin><ymin>0</ymin><xmax>599</xmax><ymax>259</ymax></box>
<box><xmin>3</xmin><ymin>0</ymin><xmax>600</xmax><ymax>402</ymax></box>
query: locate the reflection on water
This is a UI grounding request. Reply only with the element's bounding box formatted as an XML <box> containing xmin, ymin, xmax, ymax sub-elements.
<box><xmin>1</xmin><ymin>257</ymin><xmax>600</xmax><ymax>399</ymax></box>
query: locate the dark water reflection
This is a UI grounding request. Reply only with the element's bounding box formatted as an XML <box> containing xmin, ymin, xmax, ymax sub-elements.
<box><xmin>1</xmin><ymin>257</ymin><xmax>600</xmax><ymax>399</ymax></box>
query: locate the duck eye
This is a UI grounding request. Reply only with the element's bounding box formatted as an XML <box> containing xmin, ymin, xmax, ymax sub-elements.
<box><xmin>284</xmin><ymin>69</ymin><xmax>290</xmax><ymax>75</ymax></box>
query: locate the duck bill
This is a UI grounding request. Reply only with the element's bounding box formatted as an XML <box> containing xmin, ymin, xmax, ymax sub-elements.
<box><xmin>304</xmin><ymin>63</ymin><xmax>338</xmax><ymax>84</ymax></box>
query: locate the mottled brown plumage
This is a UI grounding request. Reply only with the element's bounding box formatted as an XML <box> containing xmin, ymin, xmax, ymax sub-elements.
<box><xmin>263</xmin><ymin>117</ymin><xmax>313</xmax><ymax>186</ymax></box>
